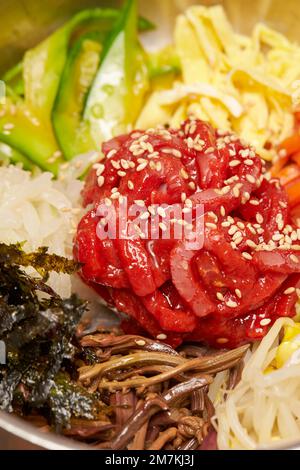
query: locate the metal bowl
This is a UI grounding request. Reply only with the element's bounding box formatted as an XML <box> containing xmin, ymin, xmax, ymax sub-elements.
<box><xmin>1</xmin><ymin>0</ymin><xmax>300</xmax><ymax>450</ymax></box>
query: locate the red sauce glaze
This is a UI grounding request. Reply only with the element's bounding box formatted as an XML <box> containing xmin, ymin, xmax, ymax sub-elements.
<box><xmin>74</xmin><ymin>120</ymin><xmax>300</xmax><ymax>348</ymax></box>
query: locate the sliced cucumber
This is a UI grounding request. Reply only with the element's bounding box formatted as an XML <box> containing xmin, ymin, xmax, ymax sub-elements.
<box><xmin>52</xmin><ymin>34</ymin><xmax>102</xmax><ymax>160</ymax></box>
<box><xmin>0</xmin><ymin>141</ymin><xmax>33</xmax><ymax>170</ymax></box>
<box><xmin>84</xmin><ymin>0</ymin><xmax>149</xmax><ymax>144</ymax></box>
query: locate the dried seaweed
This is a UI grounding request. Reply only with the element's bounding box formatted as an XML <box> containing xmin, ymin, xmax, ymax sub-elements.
<box><xmin>0</xmin><ymin>243</ymin><xmax>98</xmax><ymax>430</ymax></box>
<box><xmin>0</xmin><ymin>242</ymin><xmax>79</xmax><ymax>280</ymax></box>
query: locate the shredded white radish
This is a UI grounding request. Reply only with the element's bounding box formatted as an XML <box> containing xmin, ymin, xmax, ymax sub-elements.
<box><xmin>0</xmin><ymin>165</ymin><xmax>83</xmax><ymax>297</ymax></box>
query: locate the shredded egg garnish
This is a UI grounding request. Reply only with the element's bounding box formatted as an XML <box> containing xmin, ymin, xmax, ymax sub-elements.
<box><xmin>137</xmin><ymin>5</ymin><xmax>300</xmax><ymax>161</ymax></box>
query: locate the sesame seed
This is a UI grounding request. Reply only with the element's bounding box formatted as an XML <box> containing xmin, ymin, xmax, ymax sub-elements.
<box><xmin>256</xmin><ymin>213</ymin><xmax>264</xmax><ymax>224</ymax></box>
<box><xmin>128</xmin><ymin>180</ymin><xmax>134</xmax><ymax>190</ymax></box>
<box><xmin>162</xmin><ymin>148</ymin><xmax>182</xmax><ymax>158</ymax></box>
<box><xmin>226</xmin><ymin>300</ymin><xmax>238</xmax><ymax>308</ymax></box>
<box><xmin>278</xmin><ymin>149</ymin><xmax>287</xmax><ymax>158</ymax></box>
<box><xmin>156</xmin><ymin>162</ymin><xmax>162</xmax><ymax>171</ymax></box>
<box><xmin>272</xmin><ymin>233</ymin><xmax>284</xmax><ymax>242</ymax></box>
<box><xmin>134</xmin><ymin>200</ymin><xmax>145</xmax><ymax>207</ymax></box>
<box><xmin>121</xmin><ymin>159</ymin><xmax>129</xmax><ymax>169</ymax></box>
<box><xmin>185</xmin><ymin>198</ymin><xmax>192</xmax><ymax>208</ymax></box>
<box><xmin>129</xmin><ymin>161</ymin><xmax>135</xmax><ymax>169</ymax></box>
<box><xmin>208</xmin><ymin>211</ymin><xmax>218</xmax><ymax>221</ymax></box>
<box><xmin>159</xmin><ymin>222</ymin><xmax>167</xmax><ymax>232</ymax></box>
<box><xmin>234</xmin><ymin>237</ymin><xmax>243</xmax><ymax>245</ymax></box>
<box><xmin>228</xmin><ymin>225</ymin><xmax>238</xmax><ymax>235</ymax></box>
<box><xmin>137</xmin><ymin>162</ymin><xmax>148</xmax><ymax>172</ymax></box>
<box><xmin>148</xmin><ymin>206</ymin><xmax>156</xmax><ymax>216</ymax></box>
<box><xmin>234</xmin><ymin>236</ymin><xmax>243</xmax><ymax>245</ymax></box>
<box><xmin>156</xmin><ymin>334</ymin><xmax>167</xmax><ymax>340</ymax></box>
<box><xmin>189</xmin><ymin>181</ymin><xmax>196</xmax><ymax>190</ymax></box>
<box><xmin>233</xmin><ymin>185</ymin><xmax>240</xmax><ymax>198</ymax></box>
<box><xmin>290</xmin><ymin>254</ymin><xmax>299</xmax><ymax>263</ymax></box>
<box><xmin>189</xmin><ymin>123</ymin><xmax>197</xmax><ymax>134</ymax></box>
<box><xmin>285</xmin><ymin>235</ymin><xmax>292</xmax><ymax>245</ymax></box>
<box><xmin>216</xmin><ymin>292</ymin><xmax>224</xmax><ymax>301</ymax></box>
<box><xmin>111</xmin><ymin>192</ymin><xmax>120</xmax><ymax>200</ymax></box>
<box><xmin>134</xmin><ymin>224</ymin><xmax>142</xmax><ymax>235</ymax></box>
<box><xmin>222</xmin><ymin>186</ymin><xmax>231</xmax><ymax>194</ymax></box>
<box><xmin>278</xmin><ymin>221</ymin><xmax>284</xmax><ymax>231</ymax></box>
<box><xmin>231</xmin><ymin>241</ymin><xmax>237</xmax><ymax>249</ymax></box>
<box><xmin>242</xmin><ymin>192</ymin><xmax>250</xmax><ymax>203</ymax></box>
<box><xmin>111</xmin><ymin>160</ymin><xmax>120</xmax><ymax>169</ymax></box>
<box><xmin>244</xmin><ymin>159</ymin><xmax>253</xmax><ymax>166</ymax></box>
<box><xmin>216</xmin><ymin>338</ymin><xmax>229</xmax><ymax>344</ymax></box>
<box><xmin>232</xmin><ymin>231</ymin><xmax>242</xmax><ymax>241</ymax></box>
<box><xmin>60</xmin><ymin>162</ymin><xmax>70</xmax><ymax>170</ymax></box>
<box><xmin>284</xmin><ymin>287</ymin><xmax>296</xmax><ymax>295</ymax></box>
<box><xmin>157</xmin><ymin>207</ymin><xmax>166</xmax><ymax>218</ymax></box>
<box><xmin>279</xmin><ymin>201</ymin><xmax>287</xmax><ymax>209</ymax></box>
<box><xmin>139</xmin><ymin>135</ymin><xmax>149</xmax><ymax>142</ymax></box>
<box><xmin>248</xmin><ymin>225</ymin><xmax>256</xmax><ymax>235</ymax></box>
<box><xmin>182</xmin><ymin>207</ymin><xmax>191</xmax><ymax>214</ymax></box>
<box><xmin>225</xmin><ymin>175</ymin><xmax>239</xmax><ymax>184</ymax></box>
<box><xmin>97</xmin><ymin>176</ymin><xmax>105</xmax><ymax>187</ymax></box>
<box><xmin>291</xmin><ymin>231</ymin><xmax>298</xmax><ymax>241</ymax></box>
<box><xmin>3</xmin><ymin>122</ymin><xmax>15</xmax><ymax>131</ymax></box>
<box><xmin>135</xmin><ymin>340</ymin><xmax>146</xmax><ymax>346</ymax></box>
<box><xmin>246</xmin><ymin>239</ymin><xmax>257</xmax><ymax>249</ymax></box>
<box><xmin>172</xmin><ymin>149</ymin><xmax>182</xmax><ymax>158</ymax></box>
<box><xmin>239</xmin><ymin>149</ymin><xmax>250</xmax><ymax>158</ymax></box>
<box><xmin>132</xmin><ymin>148</ymin><xmax>145</xmax><ymax>157</ymax></box>
<box><xmin>177</xmin><ymin>219</ymin><xmax>187</xmax><ymax>226</ymax></box>
<box><xmin>249</xmin><ymin>200</ymin><xmax>259</xmax><ymax>206</ymax></box>
<box><xmin>235</xmin><ymin>289</ymin><xmax>242</xmax><ymax>299</ymax></box>
<box><xmin>117</xmin><ymin>170</ymin><xmax>126</xmax><ymax>177</ymax></box>
<box><xmin>105</xmin><ymin>198</ymin><xmax>112</xmax><ymax>206</ymax></box>
<box><xmin>229</xmin><ymin>160</ymin><xmax>241</xmax><ymax>167</ymax></box>
<box><xmin>107</xmin><ymin>149</ymin><xmax>117</xmax><ymax>159</ymax></box>
<box><xmin>264</xmin><ymin>172</ymin><xmax>271</xmax><ymax>181</ymax></box>
<box><xmin>181</xmin><ymin>193</ymin><xmax>187</xmax><ymax>203</ymax></box>
<box><xmin>260</xmin><ymin>318</ymin><xmax>271</xmax><ymax>326</ymax></box>
<box><xmin>222</xmin><ymin>221</ymin><xmax>231</xmax><ymax>227</ymax></box>
<box><xmin>206</xmin><ymin>222</ymin><xmax>217</xmax><ymax>229</ymax></box>
<box><xmin>246</xmin><ymin>174</ymin><xmax>255</xmax><ymax>184</ymax></box>
<box><xmin>242</xmin><ymin>252</ymin><xmax>252</xmax><ymax>260</ymax></box>
<box><xmin>111</xmin><ymin>187</ymin><xmax>119</xmax><ymax>193</ymax></box>
<box><xmin>148</xmin><ymin>151</ymin><xmax>160</xmax><ymax>159</ymax></box>
<box><xmin>237</xmin><ymin>222</ymin><xmax>245</xmax><ymax>229</ymax></box>
<box><xmin>180</xmin><ymin>168</ymin><xmax>189</xmax><ymax>180</ymax></box>
<box><xmin>140</xmin><ymin>212</ymin><xmax>150</xmax><ymax>220</ymax></box>
<box><xmin>220</xmin><ymin>206</ymin><xmax>225</xmax><ymax>216</ymax></box>
<box><xmin>146</xmin><ymin>142</ymin><xmax>154</xmax><ymax>153</ymax></box>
